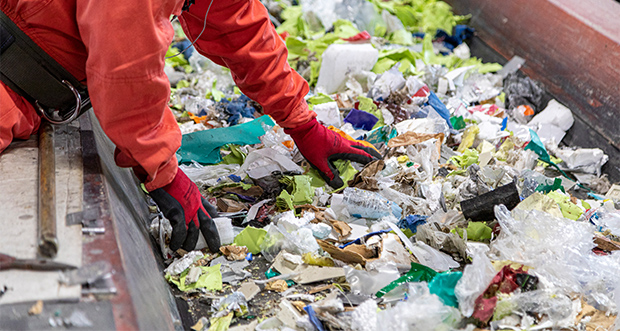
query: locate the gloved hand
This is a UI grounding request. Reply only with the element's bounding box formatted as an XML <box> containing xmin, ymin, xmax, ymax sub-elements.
<box><xmin>149</xmin><ymin>169</ymin><xmax>221</xmax><ymax>252</ymax></box>
<box><xmin>285</xmin><ymin>118</ymin><xmax>382</xmax><ymax>188</ymax></box>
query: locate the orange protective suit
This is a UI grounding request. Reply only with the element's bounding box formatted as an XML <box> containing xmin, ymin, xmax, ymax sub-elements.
<box><xmin>0</xmin><ymin>0</ymin><xmax>315</xmax><ymax>191</ymax></box>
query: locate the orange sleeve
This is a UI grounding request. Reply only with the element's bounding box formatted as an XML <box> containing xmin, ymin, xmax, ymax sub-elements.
<box><xmin>178</xmin><ymin>0</ymin><xmax>316</xmax><ymax>129</ymax></box>
<box><xmin>75</xmin><ymin>0</ymin><xmax>184</xmax><ymax>191</ymax></box>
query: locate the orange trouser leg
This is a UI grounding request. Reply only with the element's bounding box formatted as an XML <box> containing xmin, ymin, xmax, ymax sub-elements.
<box><xmin>0</xmin><ymin>82</ymin><xmax>41</xmax><ymax>152</ymax></box>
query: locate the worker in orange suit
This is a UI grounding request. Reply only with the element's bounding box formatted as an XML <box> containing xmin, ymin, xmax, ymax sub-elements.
<box><xmin>0</xmin><ymin>0</ymin><xmax>380</xmax><ymax>252</ymax></box>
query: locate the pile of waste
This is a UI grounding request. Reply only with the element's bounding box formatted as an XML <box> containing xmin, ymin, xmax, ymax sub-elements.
<box><xmin>155</xmin><ymin>0</ymin><xmax>620</xmax><ymax>330</ymax></box>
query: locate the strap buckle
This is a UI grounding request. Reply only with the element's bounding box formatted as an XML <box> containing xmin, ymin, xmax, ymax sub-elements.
<box><xmin>35</xmin><ymin>80</ymin><xmax>82</xmax><ymax>125</ymax></box>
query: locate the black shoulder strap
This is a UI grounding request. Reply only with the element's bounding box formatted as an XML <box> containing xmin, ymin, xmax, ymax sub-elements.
<box><xmin>0</xmin><ymin>10</ymin><xmax>90</xmax><ymax>124</ymax></box>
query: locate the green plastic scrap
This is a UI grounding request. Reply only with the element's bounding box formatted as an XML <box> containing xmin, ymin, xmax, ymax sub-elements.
<box><xmin>390</xmin><ymin>29</ymin><xmax>414</xmax><ymax>46</ymax></box>
<box><xmin>207</xmin><ymin>182</ymin><xmax>253</xmax><ymax>193</ymax></box>
<box><xmin>454</xmin><ymin>222</ymin><xmax>493</xmax><ymax>242</ymax></box>
<box><xmin>524</xmin><ymin>129</ymin><xmax>551</xmax><ymax>163</ymax></box>
<box><xmin>265</xmin><ymin>268</ymin><xmax>280</xmax><ymax>279</ymax></box>
<box><xmin>307</xmin><ymin>93</ymin><xmax>335</xmax><ymax>108</ymax></box>
<box><xmin>448</xmin><ymin>148</ymin><xmax>479</xmax><ymax>169</ymax></box>
<box><xmin>280</xmin><ymin>175</ymin><xmax>315</xmax><ymax>205</ymax></box>
<box><xmin>220</xmin><ymin>145</ymin><xmax>246</xmax><ymax>165</ymax></box>
<box><xmin>178</xmin><ymin>115</ymin><xmax>275</xmax><ymax>165</ymax></box>
<box><xmin>208</xmin><ymin>312</ymin><xmax>233</xmax><ymax>331</ymax></box>
<box><xmin>166</xmin><ymin>264</ymin><xmax>222</xmax><ymax>292</ymax></box>
<box><xmin>525</xmin><ymin>129</ymin><xmax>594</xmax><ymax>194</ymax></box>
<box><xmin>265</xmin><ymin>268</ymin><xmax>295</xmax><ymax>286</ymax></box>
<box><xmin>307</xmin><ymin>160</ymin><xmax>358</xmax><ymax>190</ymax></box>
<box><xmin>547</xmin><ymin>191</ymin><xmax>583</xmax><ymax>221</ymax></box>
<box><xmin>165</xmin><ymin>46</ymin><xmax>190</xmax><ymax>71</ymax></box>
<box><xmin>428</xmin><ymin>272</ymin><xmax>463</xmax><ymax>307</ymax></box>
<box><xmin>358</xmin><ymin>96</ymin><xmax>385</xmax><ymax>129</ymax></box>
<box><xmin>233</xmin><ymin>226</ymin><xmax>267</xmax><ymax>254</ymax></box>
<box><xmin>376</xmin><ymin>262</ymin><xmax>437</xmax><ymax>298</ymax></box>
<box><xmin>450</xmin><ymin>116</ymin><xmax>466</xmax><ymax>130</ymax></box>
<box><xmin>373</xmin><ymin>48</ymin><xmax>421</xmax><ymax>75</ymax></box>
<box><xmin>366</xmin><ymin>125</ymin><xmax>398</xmax><ymax>145</ymax></box>
<box><xmin>357</xmin><ymin>95</ymin><xmax>378</xmax><ymax>113</ymax></box>
<box><xmin>206</xmin><ymin>80</ymin><xmax>225</xmax><ymax>102</ymax></box>
<box><xmin>536</xmin><ymin>177</ymin><xmax>565</xmax><ymax>194</ymax></box>
<box><xmin>276</xmin><ymin>189</ymin><xmax>295</xmax><ymax>211</ymax></box>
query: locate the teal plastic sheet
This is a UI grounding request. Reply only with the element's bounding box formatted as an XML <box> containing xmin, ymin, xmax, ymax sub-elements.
<box><xmin>178</xmin><ymin>116</ymin><xmax>275</xmax><ymax>164</ymax></box>
<box><xmin>428</xmin><ymin>271</ymin><xmax>462</xmax><ymax>307</ymax></box>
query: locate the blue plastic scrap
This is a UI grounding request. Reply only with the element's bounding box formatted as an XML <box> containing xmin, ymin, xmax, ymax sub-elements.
<box><xmin>339</xmin><ymin>230</ymin><xmax>391</xmax><ymax>249</ymax></box>
<box><xmin>177</xmin><ymin>115</ymin><xmax>275</xmax><ymax>165</ymax></box>
<box><xmin>427</xmin><ymin>91</ymin><xmax>454</xmax><ymax>129</ymax></box>
<box><xmin>343</xmin><ymin>108</ymin><xmax>379</xmax><ymax>131</ymax></box>
<box><xmin>303</xmin><ymin>305</ymin><xmax>326</xmax><ymax>331</ymax></box>
<box><xmin>221</xmin><ymin>95</ymin><xmax>257</xmax><ymax>125</ymax></box>
<box><xmin>413</xmin><ymin>25</ymin><xmax>474</xmax><ymax>52</ymax></box>
<box><xmin>397</xmin><ymin>215</ymin><xmax>429</xmax><ymax>233</ymax></box>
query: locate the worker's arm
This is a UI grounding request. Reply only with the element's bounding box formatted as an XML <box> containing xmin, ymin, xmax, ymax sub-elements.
<box><xmin>178</xmin><ymin>0</ymin><xmax>314</xmax><ymax>128</ymax></box>
<box><xmin>179</xmin><ymin>0</ymin><xmax>380</xmax><ymax>187</ymax></box>
<box><xmin>76</xmin><ymin>0</ymin><xmax>219</xmax><ymax>251</ymax></box>
<box><xmin>76</xmin><ymin>0</ymin><xmax>181</xmax><ymax>191</ymax></box>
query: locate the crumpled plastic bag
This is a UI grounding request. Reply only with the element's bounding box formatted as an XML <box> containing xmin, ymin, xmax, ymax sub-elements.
<box><xmin>491</xmin><ymin>205</ymin><xmax>620</xmax><ymax>310</ymax></box>
<box><xmin>454</xmin><ymin>245</ymin><xmax>496</xmax><ymax>317</ymax></box>
<box><xmin>375</xmin><ymin>283</ymin><xmax>461</xmax><ymax>331</ymax></box>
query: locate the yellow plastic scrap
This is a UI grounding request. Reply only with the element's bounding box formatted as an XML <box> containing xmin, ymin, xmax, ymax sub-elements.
<box><xmin>491</xmin><ymin>260</ymin><xmax>533</xmax><ymax>272</ymax></box>
<box><xmin>537</xmin><ymin>155</ymin><xmax>563</xmax><ymax>168</ymax></box>
<box><xmin>476</xmin><ymin>140</ymin><xmax>496</xmax><ymax>154</ymax></box>
<box><xmin>456</xmin><ymin>125</ymin><xmax>479</xmax><ymax>153</ymax></box>
<box><xmin>547</xmin><ymin>191</ymin><xmax>584</xmax><ymax>220</ymax></box>
<box><xmin>515</xmin><ymin>192</ymin><xmax>563</xmax><ymax>218</ymax></box>
<box><xmin>494</xmin><ymin>137</ymin><xmax>515</xmax><ymax>161</ymax></box>
<box><xmin>397</xmin><ymin>155</ymin><xmax>409</xmax><ymax>163</ymax></box>
<box><xmin>302</xmin><ymin>252</ymin><xmax>335</xmax><ymax>267</ymax></box>
<box><xmin>208</xmin><ymin>312</ymin><xmax>233</xmax><ymax>331</ymax></box>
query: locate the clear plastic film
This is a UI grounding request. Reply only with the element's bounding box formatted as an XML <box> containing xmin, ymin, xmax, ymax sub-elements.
<box><xmin>491</xmin><ymin>205</ymin><xmax>620</xmax><ymax>312</ymax></box>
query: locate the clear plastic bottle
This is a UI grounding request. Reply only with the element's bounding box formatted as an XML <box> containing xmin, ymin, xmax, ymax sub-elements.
<box><xmin>343</xmin><ymin>187</ymin><xmax>402</xmax><ymax>219</ymax></box>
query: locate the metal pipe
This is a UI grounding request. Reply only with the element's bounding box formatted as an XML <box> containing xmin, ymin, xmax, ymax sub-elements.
<box><xmin>38</xmin><ymin>121</ymin><xmax>58</xmax><ymax>258</ymax></box>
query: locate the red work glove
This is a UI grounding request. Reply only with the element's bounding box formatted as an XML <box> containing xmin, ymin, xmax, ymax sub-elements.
<box><xmin>285</xmin><ymin>118</ymin><xmax>382</xmax><ymax>188</ymax></box>
<box><xmin>149</xmin><ymin>169</ymin><xmax>221</xmax><ymax>252</ymax></box>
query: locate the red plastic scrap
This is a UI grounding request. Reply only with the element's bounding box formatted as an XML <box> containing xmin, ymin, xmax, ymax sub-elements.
<box><xmin>343</xmin><ymin>31</ymin><xmax>371</xmax><ymax>42</ymax></box>
<box><xmin>472</xmin><ymin>265</ymin><xmax>525</xmax><ymax>323</ymax></box>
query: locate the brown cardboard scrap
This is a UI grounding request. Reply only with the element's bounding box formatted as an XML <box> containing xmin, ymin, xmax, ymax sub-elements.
<box><xmin>223</xmin><ymin>186</ymin><xmax>264</xmax><ymax>198</ymax></box>
<box><xmin>575</xmin><ymin>299</ymin><xmax>617</xmax><ymax>330</ymax></box>
<box><xmin>593</xmin><ymin>235</ymin><xmax>620</xmax><ymax>252</ymax></box>
<box><xmin>318</xmin><ymin>239</ymin><xmax>378</xmax><ymax>266</ymax></box>
<box><xmin>309</xmin><ymin>284</ymin><xmax>334</xmax><ymax>294</ymax></box>
<box><xmin>388</xmin><ymin>132</ymin><xmax>445</xmax><ymax>155</ymax></box>
<box><xmin>348</xmin><ymin>160</ymin><xmax>385</xmax><ymax>191</ymax></box>
<box><xmin>293</xmin><ymin>266</ymin><xmax>345</xmax><ymax>284</ymax></box>
<box><xmin>220</xmin><ymin>245</ymin><xmax>250</xmax><ymax>261</ymax></box>
<box><xmin>238</xmin><ymin>281</ymin><xmax>260</xmax><ymax>301</ymax></box>
<box><xmin>272</xmin><ymin>251</ymin><xmax>305</xmax><ymax>275</ymax></box>
<box><xmin>28</xmin><ymin>300</ymin><xmax>43</xmax><ymax>315</ymax></box>
<box><xmin>329</xmin><ymin>220</ymin><xmax>352</xmax><ymax>240</ymax></box>
<box><xmin>265</xmin><ymin>279</ymin><xmax>288</xmax><ymax>292</ymax></box>
<box><xmin>217</xmin><ymin>198</ymin><xmax>247</xmax><ymax>212</ymax></box>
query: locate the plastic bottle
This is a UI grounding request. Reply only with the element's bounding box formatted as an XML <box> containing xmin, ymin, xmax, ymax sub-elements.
<box><xmin>342</xmin><ymin>187</ymin><xmax>402</xmax><ymax>219</ymax></box>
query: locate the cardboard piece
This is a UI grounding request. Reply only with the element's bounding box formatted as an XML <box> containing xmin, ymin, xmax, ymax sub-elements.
<box><xmin>220</xmin><ymin>245</ymin><xmax>249</xmax><ymax>261</ymax></box>
<box><xmin>318</xmin><ymin>240</ymin><xmax>377</xmax><ymax>265</ymax></box>
<box><xmin>293</xmin><ymin>266</ymin><xmax>346</xmax><ymax>285</ymax></box>
<box><xmin>237</xmin><ymin>281</ymin><xmax>260</xmax><ymax>301</ymax></box>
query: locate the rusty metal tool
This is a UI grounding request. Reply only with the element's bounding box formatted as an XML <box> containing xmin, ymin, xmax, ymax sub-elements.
<box><xmin>38</xmin><ymin>121</ymin><xmax>58</xmax><ymax>258</ymax></box>
<box><xmin>0</xmin><ymin>253</ymin><xmax>75</xmax><ymax>271</ymax></box>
